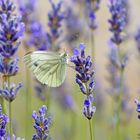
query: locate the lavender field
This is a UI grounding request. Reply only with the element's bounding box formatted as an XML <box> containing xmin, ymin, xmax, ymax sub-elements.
<box><xmin>0</xmin><ymin>0</ymin><xmax>140</xmax><ymax>140</ymax></box>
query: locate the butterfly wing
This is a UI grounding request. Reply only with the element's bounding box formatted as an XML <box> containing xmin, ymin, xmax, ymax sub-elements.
<box><xmin>23</xmin><ymin>51</ymin><xmax>67</xmax><ymax>87</ymax></box>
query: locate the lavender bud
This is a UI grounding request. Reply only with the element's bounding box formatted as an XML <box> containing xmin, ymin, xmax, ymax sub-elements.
<box><xmin>32</xmin><ymin>105</ymin><xmax>52</xmax><ymax>140</ymax></box>
<box><xmin>83</xmin><ymin>95</ymin><xmax>96</xmax><ymax>120</ymax></box>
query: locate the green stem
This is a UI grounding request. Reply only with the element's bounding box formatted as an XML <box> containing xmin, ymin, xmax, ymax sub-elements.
<box><xmin>89</xmin><ymin>119</ymin><xmax>93</xmax><ymax>140</ymax></box>
<box><xmin>42</xmin><ymin>87</ymin><xmax>46</xmax><ymax>105</ymax></box>
<box><xmin>85</xmin><ymin>83</ymin><xmax>95</xmax><ymax>140</ymax></box>
<box><xmin>7</xmin><ymin>77</ymin><xmax>12</xmax><ymax>139</ymax></box>
<box><xmin>25</xmin><ymin>68</ymin><xmax>32</xmax><ymax>139</ymax></box>
<box><xmin>70</xmin><ymin>112</ymin><xmax>76</xmax><ymax>140</ymax></box>
<box><xmin>92</xmin><ymin>118</ymin><xmax>96</xmax><ymax>140</ymax></box>
<box><xmin>116</xmin><ymin>116</ymin><xmax>120</xmax><ymax>140</ymax></box>
<box><xmin>9</xmin><ymin>101</ymin><xmax>12</xmax><ymax>139</ymax></box>
<box><xmin>90</xmin><ymin>25</ymin><xmax>96</xmax><ymax>140</ymax></box>
<box><xmin>111</xmin><ymin>98</ymin><xmax>114</xmax><ymax>140</ymax></box>
<box><xmin>46</xmin><ymin>87</ymin><xmax>51</xmax><ymax>109</ymax></box>
<box><xmin>116</xmin><ymin>45</ymin><xmax>124</xmax><ymax>140</ymax></box>
<box><xmin>116</xmin><ymin>69</ymin><xmax>124</xmax><ymax>139</ymax></box>
<box><xmin>0</xmin><ymin>97</ymin><xmax>6</xmax><ymax>114</ymax></box>
<box><xmin>91</xmin><ymin>31</ymin><xmax>95</xmax><ymax>62</ymax></box>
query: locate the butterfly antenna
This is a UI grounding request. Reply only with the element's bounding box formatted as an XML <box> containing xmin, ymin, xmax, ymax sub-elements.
<box><xmin>24</xmin><ymin>51</ymin><xmax>33</xmax><ymax>56</ymax></box>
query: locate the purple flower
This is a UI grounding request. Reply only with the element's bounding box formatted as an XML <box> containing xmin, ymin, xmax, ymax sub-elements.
<box><xmin>0</xmin><ymin>0</ymin><xmax>25</xmax><ymax>58</ymax></box>
<box><xmin>18</xmin><ymin>0</ymin><xmax>39</xmax><ymax>51</ymax></box>
<box><xmin>135</xmin><ymin>99</ymin><xmax>140</xmax><ymax>119</ymax></box>
<box><xmin>107</xmin><ymin>30</ymin><xmax>132</xmax><ymax>125</ymax></box>
<box><xmin>34</xmin><ymin>82</ymin><xmax>46</xmax><ymax>101</ymax></box>
<box><xmin>0</xmin><ymin>0</ymin><xmax>16</xmax><ymax>14</ymax></box>
<box><xmin>71</xmin><ymin>43</ymin><xmax>96</xmax><ymax>119</ymax></box>
<box><xmin>107</xmin><ymin>41</ymin><xmax>129</xmax><ymax>99</ymax></box>
<box><xmin>48</xmin><ymin>0</ymin><xmax>65</xmax><ymax>50</ymax></box>
<box><xmin>18</xmin><ymin>0</ymin><xmax>37</xmax><ymax>13</ymax></box>
<box><xmin>0</xmin><ymin>0</ymin><xmax>24</xmax><ymax>138</ymax></box>
<box><xmin>0</xmin><ymin>105</ymin><xmax>9</xmax><ymax>138</ymax></box>
<box><xmin>83</xmin><ymin>95</ymin><xmax>96</xmax><ymax>120</ymax></box>
<box><xmin>0</xmin><ymin>0</ymin><xmax>24</xmax><ymax>78</ymax></box>
<box><xmin>63</xmin><ymin>94</ymin><xmax>75</xmax><ymax>110</ymax></box>
<box><xmin>85</xmin><ymin>0</ymin><xmax>101</xmax><ymax>11</ymax></box>
<box><xmin>17</xmin><ymin>0</ymin><xmax>37</xmax><ymax>24</ymax></box>
<box><xmin>85</xmin><ymin>0</ymin><xmax>101</xmax><ymax>30</ymax></box>
<box><xmin>0</xmin><ymin>83</ymin><xmax>22</xmax><ymax>102</ymax></box>
<box><xmin>27</xmin><ymin>20</ymin><xmax>49</xmax><ymax>50</ymax></box>
<box><xmin>71</xmin><ymin>44</ymin><xmax>95</xmax><ymax>96</ymax></box>
<box><xmin>32</xmin><ymin>105</ymin><xmax>52</xmax><ymax>140</ymax></box>
<box><xmin>54</xmin><ymin>82</ymin><xmax>76</xmax><ymax>111</ymax></box>
<box><xmin>88</xmin><ymin>11</ymin><xmax>97</xmax><ymax>29</ymax></box>
<box><xmin>108</xmin><ymin>0</ymin><xmax>127</xmax><ymax>45</ymax></box>
<box><xmin>0</xmin><ymin>56</ymin><xmax>19</xmax><ymax>76</ymax></box>
<box><xmin>64</xmin><ymin>7</ymin><xmax>82</xmax><ymax>47</ymax></box>
<box><xmin>135</xmin><ymin>28</ymin><xmax>140</xmax><ymax>53</ymax></box>
<box><xmin>6</xmin><ymin>134</ymin><xmax>25</xmax><ymax>140</ymax></box>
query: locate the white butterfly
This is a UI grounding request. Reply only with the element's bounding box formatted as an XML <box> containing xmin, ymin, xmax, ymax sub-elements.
<box><xmin>23</xmin><ymin>51</ymin><xmax>68</xmax><ymax>87</ymax></box>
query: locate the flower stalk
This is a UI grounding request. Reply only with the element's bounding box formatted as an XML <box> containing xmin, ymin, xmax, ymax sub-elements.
<box><xmin>108</xmin><ymin>0</ymin><xmax>129</xmax><ymax>139</ymax></box>
<box><xmin>9</xmin><ymin>101</ymin><xmax>12</xmax><ymax>139</ymax></box>
<box><xmin>71</xmin><ymin>44</ymin><xmax>96</xmax><ymax>140</ymax></box>
<box><xmin>89</xmin><ymin>119</ymin><xmax>93</xmax><ymax>140</ymax></box>
<box><xmin>0</xmin><ymin>0</ymin><xmax>24</xmax><ymax>139</ymax></box>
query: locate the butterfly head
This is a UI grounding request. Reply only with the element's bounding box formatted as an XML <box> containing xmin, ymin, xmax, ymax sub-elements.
<box><xmin>61</xmin><ymin>52</ymin><xmax>68</xmax><ymax>58</ymax></box>
<box><xmin>60</xmin><ymin>52</ymin><xmax>68</xmax><ymax>64</ymax></box>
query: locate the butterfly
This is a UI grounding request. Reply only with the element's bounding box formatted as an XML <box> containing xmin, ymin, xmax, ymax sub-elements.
<box><xmin>23</xmin><ymin>51</ymin><xmax>68</xmax><ymax>87</ymax></box>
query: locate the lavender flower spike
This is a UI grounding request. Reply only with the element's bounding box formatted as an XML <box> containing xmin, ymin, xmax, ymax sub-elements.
<box><xmin>32</xmin><ymin>105</ymin><xmax>52</xmax><ymax>140</ymax></box>
<box><xmin>135</xmin><ymin>99</ymin><xmax>140</xmax><ymax>119</ymax></box>
<box><xmin>108</xmin><ymin>0</ymin><xmax>127</xmax><ymax>45</ymax></box>
<box><xmin>71</xmin><ymin>43</ymin><xmax>95</xmax><ymax>119</ymax></box>
<box><xmin>83</xmin><ymin>95</ymin><xmax>96</xmax><ymax>120</ymax></box>
<box><xmin>85</xmin><ymin>0</ymin><xmax>101</xmax><ymax>11</ymax></box>
<box><xmin>0</xmin><ymin>0</ymin><xmax>25</xmax><ymax>76</ymax></box>
<box><xmin>71</xmin><ymin>43</ymin><xmax>95</xmax><ymax>96</ymax></box>
<box><xmin>0</xmin><ymin>83</ymin><xmax>22</xmax><ymax>102</ymax></box>
<box><xmin>27</xmin><ymin>20</ymin><xmax>49</xmax><ymax>50</ymax></box>
<box><xmin>85</xmin><ymin>0</ymin><xmax>100</xmax><ymax>29</ymax></box>
<box><xmin>48</xmin><ymin>0</ymin><xmax>64</xmax><ymax>39</ymax></box>
<box><xmin>0</xmin><ymin>0</ymin><xmax>25</xmax><ymax>58</ymax></box>
<box><xmin>0</xmin><ymin>104</ymin><xmax>9</xmax><ymax>139</ymax></box>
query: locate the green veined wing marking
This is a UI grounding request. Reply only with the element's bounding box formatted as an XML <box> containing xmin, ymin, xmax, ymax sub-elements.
<box><xmin>23</xmin><ymin>51</ymin><xmax>68</xmax><ymax>87</ymax></box>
